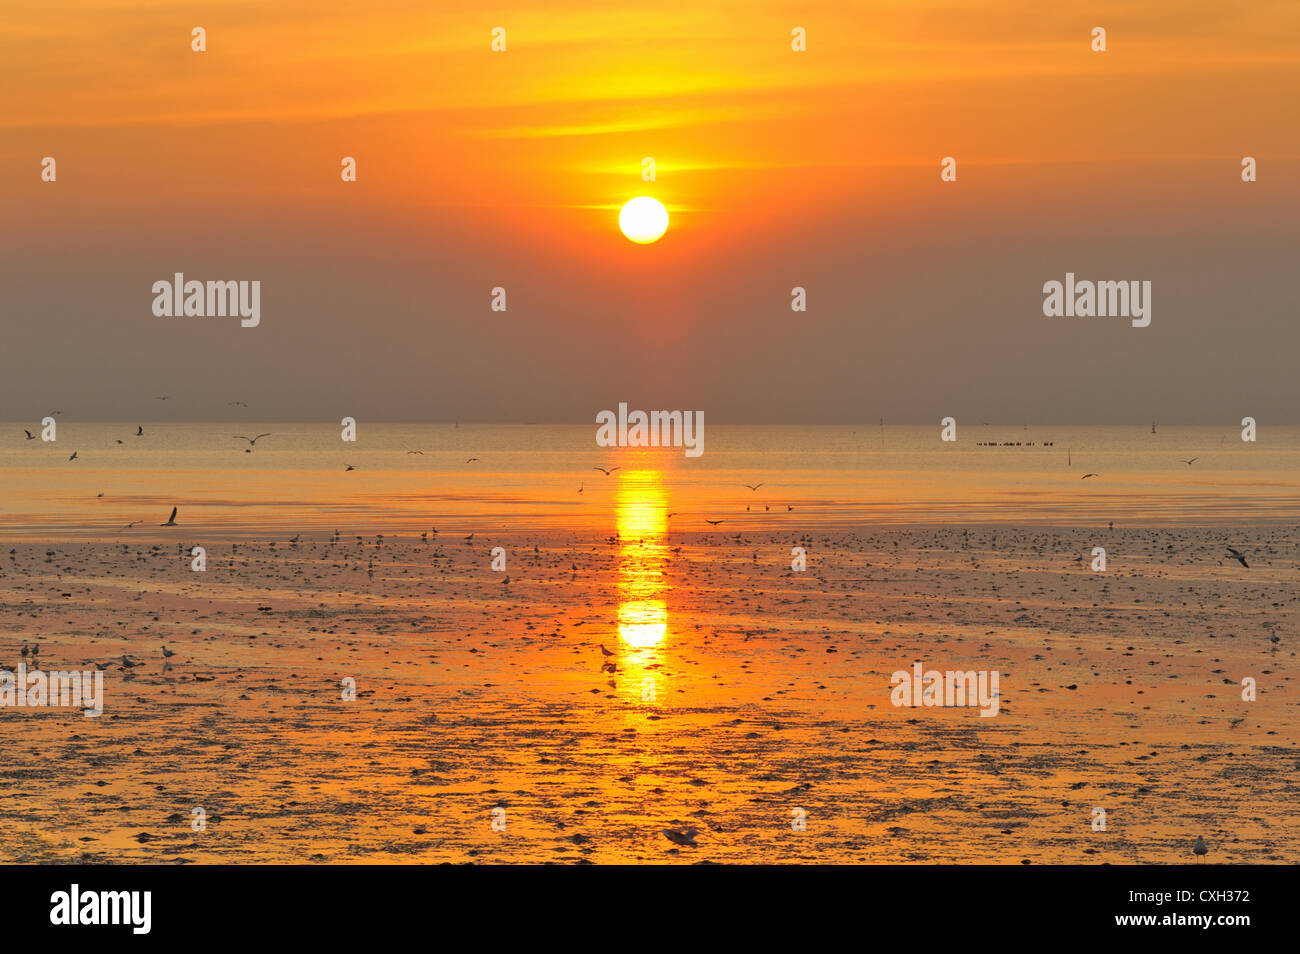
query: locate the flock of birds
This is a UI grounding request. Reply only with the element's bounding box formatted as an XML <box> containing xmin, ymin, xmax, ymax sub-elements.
<box><xmin>14</xmin><ymin>420</ymin><xmax>1265</xmax><ymax>556</ymax></box>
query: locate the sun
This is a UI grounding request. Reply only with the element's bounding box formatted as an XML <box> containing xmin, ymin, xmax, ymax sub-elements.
<box><xmin>619</xmin><ymin>196</ymin><xmax>669</xmax><ymax>244</ymax></box>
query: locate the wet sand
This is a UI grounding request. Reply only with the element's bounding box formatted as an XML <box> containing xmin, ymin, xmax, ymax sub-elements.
<box><xmin>0</xmin><ymin>524</ymin><xmax>1295</xmax><ymax>864</ymax></box>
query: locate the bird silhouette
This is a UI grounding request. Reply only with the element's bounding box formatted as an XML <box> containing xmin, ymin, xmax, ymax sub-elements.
<box><xmin>1081</xmin><ymin>473</ymin><xmax>1098</xmax><ymax>480</ymax></box>
<box><xmin>705</xmin><ymin>519</ymin><xmax>724</xmax><ymax>526</ymax></box>
<box><xmin>344</xmin><ymin>464</ymin><xmax>356</xmax><ymax>471</ymax></box>
<box><xmin>23</xmin><ymin>430</ymin><xmax>34</xmax><ymax>440</ymax></box>
<box><xmin>465</xmin><ymin>458</ymin><xmax>480</xmax><ymax>463</ymax></box>
<box><xmin>160</xmin><ymin>506</ymin><xmax>178</xmax><ymax>526</ymax></box>
<box><xmin>593</xmin><ymin>466</ymin><xmax>620</xmax><ymax>475</ymax></box>
<box><xmin>136</xmin><ymin>426</ymin><xmax>144</xmax><ymax>436</ymax></box>
<box><xmin>1193</xmin><ymin>835</ymin><xmax>1208</xmax><ymax>861</ymax></box>
<box><xmin>743</xmin><ymin>483</ymin><xmax>765</xmax><ymax>491</ymax></box>
<box><xmin>662</xmin><ymin>828</ymin><xmax>698</xmax><ymax>848</ymax></box>
<box><xmin>599</xmin><ymin>644</ymin><xmax>615</xmax><ymax>657</ymax></box>
<box><xmin>233</xmin><ymin>433</ymin><xmax>271</xmax><ymax>447</ymax></box>
<box><xmin>1226</xmin><ymin>546</ymin><xmax>1249</xmax><ymax>568</ymax></box>
<box><xmin>1181</xmin><ymin>458</ymin><xmax>1198</xmax><ymax>466</ymax></box>
<box><xmin>68</xmin><ymin>451</ymin><xmax>78</xmax><ymax>461</ymax></box>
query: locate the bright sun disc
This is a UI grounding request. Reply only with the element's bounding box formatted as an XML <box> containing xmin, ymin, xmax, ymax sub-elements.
<box><xmin>619</xmin><ymin>197</ymin><xmax>669</xmax><ymax>243</ymax></box>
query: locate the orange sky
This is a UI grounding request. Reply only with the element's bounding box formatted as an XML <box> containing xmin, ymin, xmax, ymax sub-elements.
<box><xmin>2</xmin><ymin>1</ymin><xmax>1298</xmax><ymax>423</ymax></box>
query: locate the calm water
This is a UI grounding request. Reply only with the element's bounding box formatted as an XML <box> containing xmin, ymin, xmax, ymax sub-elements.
<box><xmin>1</xmin><ymin>423</ymin><xmax>1296</xmax><ymax>534</ymax></box>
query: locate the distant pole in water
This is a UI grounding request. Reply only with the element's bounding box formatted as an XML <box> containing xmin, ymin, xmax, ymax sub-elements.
<box><xmin>1151</xmin><ymin>421</ymin><xmax>1157</xmax><ymax>434</ymax></box>
<box><xmin>1068</xmin><ymin>448</ymin><xmax>1071</xmax><ymax>467</ymax></box>
<box><xmin>879</xmin><ymin>417</ymin><xmax>884</xmax><ymax>448</ymax></box>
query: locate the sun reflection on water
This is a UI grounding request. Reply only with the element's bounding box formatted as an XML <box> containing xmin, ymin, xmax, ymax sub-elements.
<box><xmin>615</xmin><ymin>469</ymin><xmax>668</xmax><ymax>649</ymax></box>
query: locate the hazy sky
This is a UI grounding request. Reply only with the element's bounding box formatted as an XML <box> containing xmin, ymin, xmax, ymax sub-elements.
<box><xmin>2</xmin><ymin>1</ymin><xmax>1297</xmax><ymax>423</ymax></box>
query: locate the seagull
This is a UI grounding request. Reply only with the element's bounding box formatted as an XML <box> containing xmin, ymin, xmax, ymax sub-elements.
<box><xmin>666</xmin><ymin>512</ymin><xmax>679</xmax><ymax>519</ymax></box>
<box><xmin>593</xmin><ymin>466</ymin><xmax>620</xmax><ymax>476</ymax></box>
<box><xmin>464</xmin><ymin>533</ymin><xmax>474</xmax><ymax>543</ymax></box>
<box><xmin>599</xmin><ymin>644</ymin><xmax>615</xmax><ymax>657</ymax></box>
<box><xmin>705</xmin><ymin>519</ymin><xmax>724</xmax><ymax>526</ymax></box>
<box><xmin>161</xmin><ymin>645</ymin><xmax>175</xmax><ymax>658</ymax></box>
<box><xmin>1080</xmin><ymin>473</ymin><xmax>1098</xmax><ymax>480</ymax></box>
<box><xmin>465</xmin><ymin>458</ymin><xmax>479</xmax><ymax>463</ymax></box>
<box><xmin>743</xmin><ymin>483</ymin><xmax>765</xmax><ymax>492</ymax></box>
<box><xmin>1193</xmin><ymin>835</ymin><xmax>1207</xmax><ymax>861</ymax></box>
<box><xmin>68</xmin><ymin>451</ymin><xmax>78</xmax><ymax>461</ymax></box>
<box><xmin>1226</xmin><ymin>546</ymin><xmax>1249</xmax><ymax>568</ymax></box>
<box><xmin>120</xmin><ymin>521</ymin><xmax>139</xmax><ymax>531</ymax></box>
<box><xmin>23</xmin><ymin>430</ymin><xmax>35</xmax><ymax>440</ymax></box>
<box><xmin>20</xmin><ymin>642</ymin><xmax>29</xmax><ymax>658</ymax></box>
<box><xmin>1181</xmin><ymin>458</ymin><xmax>1198</xmax><ymax>466</ymax></box>
<box><xmin>160</xmin><ymin>506</ymin><xmax>178</xmax><ymax>526</ymax></box>
<box><xmin>136</xmin><ymin>426</ymin><xmax>144</xmax><ymax>436</ymax></box>
<box><xmin>661</xmin><ymin>828</ymin><xmax>698</xmax><ymax>848</ymax></box>
<box><xmin>786</xmin><ymin>505</ymin><xmax>794</xmax><ymax>511</ymax></box>
<box><xmin>406</xmin><ymin>450</ymin><xmax>425</xmax><ymax>455</ymax></box>
<box><xmin>120</xmin><ymin>654</ymin><xmax>141</xmax><ymax>668</ymax></box>
<box><xmin>344</xmin><ymin>464</ymin><xmax>356</xmax><ymax>471</ymax></box>
<box><xmin>233</xmin><ymin>433</ymin><xmax>271</xmax><ymax>447</ymax></box>
<box><xmin>577</xmin><ymin>482</ymin><xmax>583</xmax><ymax>494</ymax></box>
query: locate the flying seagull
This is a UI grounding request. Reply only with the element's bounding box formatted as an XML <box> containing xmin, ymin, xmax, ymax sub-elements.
<box><xmin>1080</xmin><ymin>473</ymin><xmax>1098</xmax><ymax>480</ymax></box>
<box><xmin>136</xmin><ymin>426</ymin><xmax>144</xmax><ymax>436</ymax></box>
<box><xmin>466</xmin><ymin>457</ymin><xmax>480</xmax><ymax>463</ymax></box>
<box><xmin>68</xmin><ymin>451</ymin><xmax>78</xmax><ymax>461</ymax></box>
<box><xmin>345</xmin><ymin>464</ymin><xmax>356</xmax><ymax>471</ymax></box>
<box><xmin>743</xmin><ymin>483</ymin><xmax>765</xmax><ymax>491</ymax></box>
<box><xmin>593</xmin><ymin>466</ymin><xmax>620</xmax><ymax>475</ymax></box>
<box><xmin>1226</xmin><ymin>546</ymin><xmax>1249</xmax><ymax>568</ymax></box>
<box><xmin>705</xmin><ymin>519</ymin><xmax>724</xmax><ymax>526</ymax></box>
<box><xmin>233</xmin><ymin>433</ymin><xmax>271</xmax><ymax>447</ymax></box>
<box><xmin>1181</xmin><ymin>458</ymin><xmax>1198</xmax><ymax>466</ymax></box>
<box><xmin>23</xmin><ymin>430</ymin><xmax>35</xmax><ymax>440</ymax></box>
<box><xmin>160</xmin><ymin>506</ymin><xmax>178</xmax><ymax>526</ymax></box>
